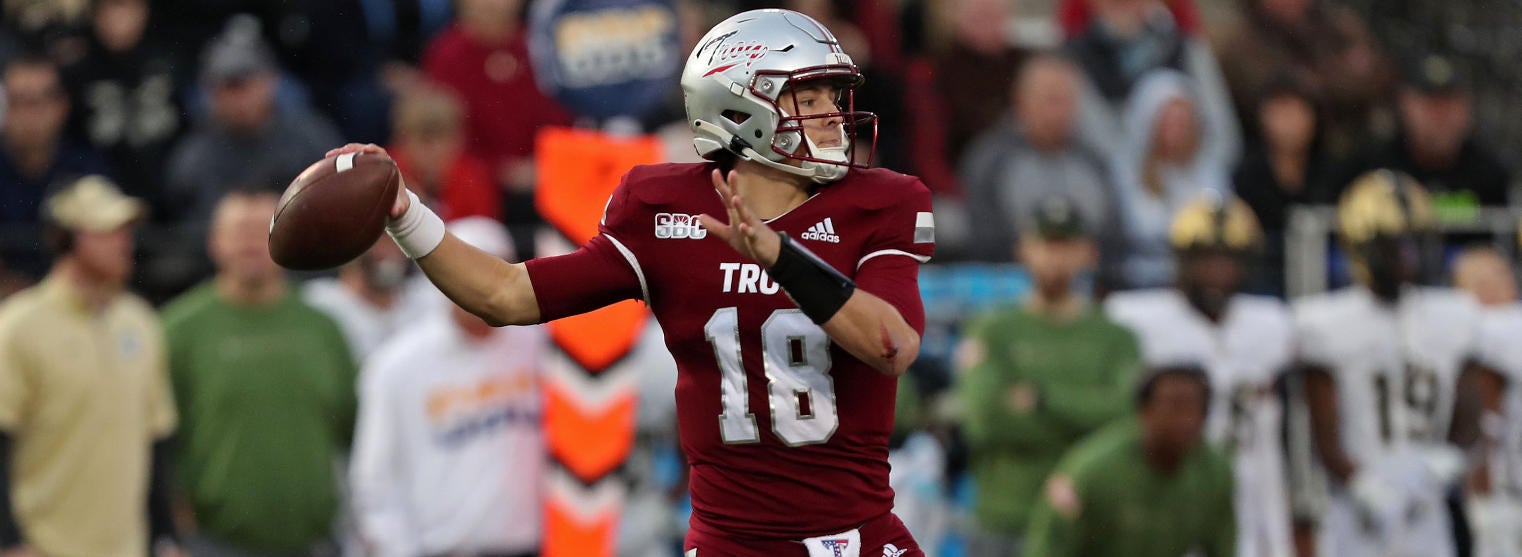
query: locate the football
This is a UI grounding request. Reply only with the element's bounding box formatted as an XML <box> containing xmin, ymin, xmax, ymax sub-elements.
<box><xmin>268</xmin><ymin>152</ymin><xmax>401</xmax><ymax>270</ymax></box>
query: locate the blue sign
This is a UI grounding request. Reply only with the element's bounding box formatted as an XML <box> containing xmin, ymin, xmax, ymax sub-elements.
<box><xmin>528</xmin><ymin>0</ymin><xmax>681</xmax><ymax>120</ymax></box>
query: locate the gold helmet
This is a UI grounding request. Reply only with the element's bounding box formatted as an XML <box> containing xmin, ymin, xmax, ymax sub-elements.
<box><xmin>1168</xmin><ymin>192</ymin><xmax>1263</xmax><ymax>253</ymax></box>
<box><xmin>1337</xmin><ymin>170</ymin><xmax>1435</xmax><ymax>294</ymax></box>
<box><xmin>1336</xmin><ymin>170</ymin><xmax>1434</xmax><ymax>247</ymax></box>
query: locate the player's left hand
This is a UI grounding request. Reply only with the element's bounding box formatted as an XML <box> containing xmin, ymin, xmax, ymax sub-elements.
<box><xmin>700</xmin><ymin>169</ymin><xmax>781</xmax><ymax>267</ymax></box>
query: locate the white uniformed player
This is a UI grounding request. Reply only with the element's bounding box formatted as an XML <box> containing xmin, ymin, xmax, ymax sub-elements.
<box><xmin>1107</xmin><ymin>193</ymin><xmax>1296</xmax><ymax>557</ymax></box>
<box><xmin>1294</xmin><ymin>170</ymin><xmax>1493</xmax><ymax>557</ymax></box>
<box><xmin>1455</xmin><ymin>245</ymin><xmax>1522</xmax><ymax>557</ymax></box>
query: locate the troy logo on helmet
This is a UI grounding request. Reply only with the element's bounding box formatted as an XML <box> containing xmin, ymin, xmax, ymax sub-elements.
<box><xmin>703</xmin><ymin>41</ymin><xmax>769</xmax><ymax>76</ymax></box>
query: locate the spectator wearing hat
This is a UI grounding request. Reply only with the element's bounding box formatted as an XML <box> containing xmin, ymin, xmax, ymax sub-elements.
<box><xmin>0</xmin><ymin>176</ymin><xmax>180</xmax><ymax>557</ymax></box>
<box><xmin>0</xmin><ymin>53</ymin><xmax>110</xmax><ymax>279</ymax></box>
<box><xmin>1329</xmin><ymin>53</ymin><xmax>1511</xmax><ymax>208</ymax></box>
<box><xmin>955</xmin><ymin>195</ymin><xmax>1142</xmax><ymax>556</ymax></box>
<box><xmin>162</xmin><ymin>189</ymin><xmax>355</xmax><ymax>557</ymax></box>
<box><xmin>1023</xmin><ymin>364</ymin><xmax>1235</xmax><ymax>557</ymax></box>
<box><xmin>164</xmin><ymin>17</ymin><xmax>342</xmax><ymax>227</ymax></box>
<box><xmin>959</xmin><ymin>54</ymin><xmax>1121</xmax><ymax>279</ymax></box>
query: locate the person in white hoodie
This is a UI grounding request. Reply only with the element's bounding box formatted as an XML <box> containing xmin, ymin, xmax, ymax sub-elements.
<box><xmin>1109</xmin><ymin>69</ymin><xmax>1232</xmax><ymax>289</ymax></box>
<box><xmin>349</xmin><ymin>217</ymin><xmax>548</xmax><ymax>557</ymax></box>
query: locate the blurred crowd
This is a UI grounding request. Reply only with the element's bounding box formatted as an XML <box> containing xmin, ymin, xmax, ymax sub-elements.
<box><xmin>0</xmin><ymin>0</ymin><xmax>1520</xmax><ymax>556</ymax></box>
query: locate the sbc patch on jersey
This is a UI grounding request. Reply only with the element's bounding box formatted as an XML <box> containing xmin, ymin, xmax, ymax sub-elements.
<box><xmin>655</xmin><ymin>212</ymin><xmax>708</xmax><ymax>239</ymax></box>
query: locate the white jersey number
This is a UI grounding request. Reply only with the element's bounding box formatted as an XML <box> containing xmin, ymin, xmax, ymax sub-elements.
<box><xmin>705</xmin><ymin>308</ymin><xmax>838</xmax><ymax>446</ymax></box>
<box><xmin>1225</xmin><ymin>385</ymin><xmax>1256</xmax><ymax>451</ymax></box>
<box><xmin>1373</xmin><ymin>363</ymin><xmax>1442</xmax><ymax>444</ymax></box>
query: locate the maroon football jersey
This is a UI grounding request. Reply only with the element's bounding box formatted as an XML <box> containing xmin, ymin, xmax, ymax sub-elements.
<box><xmin>525</xmin><ymin>162</ymin><xmax>935</xmax><ymax>539</ymax></box>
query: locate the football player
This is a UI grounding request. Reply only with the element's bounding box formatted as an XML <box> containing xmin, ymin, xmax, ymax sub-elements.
<box><xmin>1293</xmin><ymin>170</ymin><xmax>1495</xmax><ymax>557</ymax></box>
<box><xmin>1456</xmin><ymin>245</ymin><xmax>1522</xmax><ymax>557</ymax></box>
<box><xmin>329</xmin><ymin>9</ymin><xmax>932</xmax><ymax>557</ymax></box>
<box><xmin>1105</xmin><ymin>193</ymin><xmax>1296</xmax><ymax>557</ymax></box>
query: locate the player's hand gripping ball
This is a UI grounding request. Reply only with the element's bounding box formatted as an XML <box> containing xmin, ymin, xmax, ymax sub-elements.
<box><xmin>268</xmin><ymin>150</ymin><xmax>402</xmax><ymax>270</ymax></box>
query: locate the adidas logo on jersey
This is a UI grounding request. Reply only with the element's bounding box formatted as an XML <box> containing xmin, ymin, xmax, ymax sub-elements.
<box><xmin>655</xmin><ymin>212</ymin><xmax>708</xmax><ymax>239</ymax></box>
<box><xmin>801</xmin><ymin>218</ymin><xmax>840</xmax><ymax>243</ymax></box>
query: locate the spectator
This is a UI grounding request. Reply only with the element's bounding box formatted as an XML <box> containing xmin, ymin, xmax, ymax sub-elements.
<box><xmin>164</xmin><ymin>19</ymin><xmax>342</xmax><ymax>226</ymax></box>
<box><xmin>1067</xmin><ymin>0</ymin><xmax>1240</xmax><ymax>167</ymax></box>
<box><xmin>304</xmin><ymin>237</ymin><xmax>442</xmax><ymax>364</ymax></box>
<box><xmin>1213</xmin><ymin>0</ymin><xmax>1393</xmax><ymax>156</ymax></box>
<box><xmin>0</xmin><ymin>176</ymin><xmax>179</xmax><ymax>556</ymax></box>
<box><xmin>350</xmin><ymin>217</ymin><xmax>548</xmax><ymax>557</ymax></box>
<box><xmin>930</xmin><ymin>0</ymin><xmax>1030</xmax><ymax>163</ymax></box>
<box><xmin>1453</xmin><ymin>246</ymin><xmax>1517</xmax><ymax>308</ymax></box>
<box><xmin>0</xmin><ymin>54</ymin><xmax>108</xmax><ymax>278</ymax></box>
<box><xmin>163</xmin><ymin>190</ymin><xmax>356</xmax><ymax>556</ymax></box>
<box><xmin>959</xmin><ymin>54</ymin><xmax>1118</xmax><ymax>273</ymax></box>
<box><xmin>1329</xmin><ymin>53</ymin><xmax>1511</xmax><ymax>209</ymax></box>
<box><xmin>1110</xmin><ymin>70</ymin><xmax>1229</xmax><ymax>289</ymax></box>
<box><xmin>423</xmin><ymin>0</ymin><xmax>573</xmax><ymax>194</ymax></box>
<box><xmin>956</xmin><ymin>195</ymin><xmax>1142</xmax><ymax>555</ymax></box>
<box><xmin>62</xmin><ymin>0</ymin><xmax>185</xmax><ymax>218</ymax></box>
<box><xmin>1023</xmin><ymin>365</ymin><xmax>1235</xmax><ymax>557</ymax></box>
<box><xmin>388</xmin><ymin>85</ymin><xmax>500</xmax><ymax>221</ymax></box>
<box><xmin>1233</xmin><ymin>73</ymin><xmax>1334</xmax><ymax>296</ymax></box>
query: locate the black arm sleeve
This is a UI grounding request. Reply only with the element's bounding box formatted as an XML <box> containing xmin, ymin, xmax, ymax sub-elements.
<box><xmin>0</xmin><ymin>431</ymin><xmax>23</xmax><ymax>549</ymax></box>
<box><xmin>147</xmin><ymin>437</ymin><xmax>177</xmax><ymax>544</ymax></box>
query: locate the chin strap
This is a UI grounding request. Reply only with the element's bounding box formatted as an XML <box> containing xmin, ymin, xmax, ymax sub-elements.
<box><xmin>692</xmin><ymin>119</ymin><xmax>848</xmax><ymax>184</ymax></box>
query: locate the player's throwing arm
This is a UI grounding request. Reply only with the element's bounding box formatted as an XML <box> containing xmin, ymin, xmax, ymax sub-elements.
<box><xmin>326</xmin><ymin>143</ymin><xmax>542</xmax><ymax>326</ymax></box>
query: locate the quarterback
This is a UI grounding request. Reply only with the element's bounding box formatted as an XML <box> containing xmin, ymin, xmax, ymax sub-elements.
<box><xmin>331</xmin><ymin>9</ymin><xmax>931</xmax><ymax>557</ymax></box>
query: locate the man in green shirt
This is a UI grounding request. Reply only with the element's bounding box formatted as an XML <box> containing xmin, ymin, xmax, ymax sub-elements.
<box><xmin>956</xmin><ymin>194</ymin><xmax>1142</xmax><ymax>554</ymax></box>
<box><xmin>1024</xmin><ymin>365</ymin><xmax>1236</xmax><ymax>557</ymax></box>
<box><xmin>163</xmin><ymin>189</ymin><xmax>356</xmax><ymax>556</ymax></box>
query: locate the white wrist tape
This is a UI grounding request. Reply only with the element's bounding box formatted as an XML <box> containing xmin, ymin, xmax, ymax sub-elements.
<box><xmin>386</xmin><ymin>190</ymin><xmax>446</xmax><ymax>259</ymax></box>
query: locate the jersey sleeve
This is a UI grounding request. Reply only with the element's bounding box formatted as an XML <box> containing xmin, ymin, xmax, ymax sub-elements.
<box><xmin>855</xmin><ymin>177</ymin><xmax>935</xmax><ymax>334</ymax></box>
<box><xmin>1475</xmin><ymin>309</ymin><xmax>1522</xmax><ymax>381</ymax></box>
<box><xmin>525</xmin><ymin>174</ymin><xmax>647</xmax><ymax>321</ymax></box>
<box><xmin>1292</xmin><ymin>299</ymin><xmax>1337</xmax><ymax>370</ymax></box>
<box><xmin>857</xmin><ymin>177</ymin><xmax>935</xmax><ymax>269</ymax></box>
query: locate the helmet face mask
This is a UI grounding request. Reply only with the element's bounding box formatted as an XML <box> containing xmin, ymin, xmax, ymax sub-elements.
<box><xmin>682</xmin><ymin>9</ymin><xmax>877</xmax><ymax>183</ymax></box>
<box><xmin>1168</xmin><ymin>193</ymin><xmax>1262</xmax><ymax>319</ymax></box>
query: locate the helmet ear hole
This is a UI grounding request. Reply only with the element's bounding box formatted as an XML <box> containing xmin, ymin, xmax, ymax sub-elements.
<box><xmin>721</xmin><ymin>110</ymin><xmax>751</xmax><ymax>126</ymax></box>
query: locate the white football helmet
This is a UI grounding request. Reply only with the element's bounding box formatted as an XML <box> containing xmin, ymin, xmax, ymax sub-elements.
<box><xmin>681</xmin><ymin>9</ymin><xmax>876</xmax><ymax>183</ymax></box>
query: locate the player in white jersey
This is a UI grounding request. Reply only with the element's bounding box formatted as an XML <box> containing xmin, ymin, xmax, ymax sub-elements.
<box><xmin>1455</xmin><ymin>246</ymin><xmax>1522</xmax><ymax>557</ymax></box>
<box><xmin>1107</xmin><ymin>193</ymin><xmax>1296</xmax><ymax>557</ymax></box>
<box><xmin>1293</xmin><ymin>170</ymin><xmax>1494</xmax><ymax>557</ymax></box>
